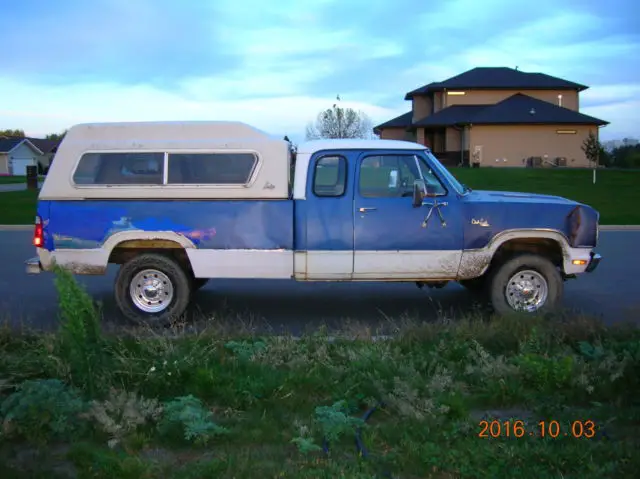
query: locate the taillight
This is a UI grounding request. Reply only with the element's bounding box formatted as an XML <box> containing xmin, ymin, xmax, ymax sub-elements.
<box><xmin>33</xmin><ymin>216</ymin><xmax>43</xmax><ymax>247</ymax></box>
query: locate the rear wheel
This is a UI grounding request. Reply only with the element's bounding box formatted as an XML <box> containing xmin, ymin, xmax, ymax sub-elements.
<box><xmin>114</xmin><ymin>253</ymin><xmax>192</xmax><ymax>325</ymax></box>
<box><xmin>488</xmin><ymin>253</ymin><xmax>563</xmax><ymax>316</ymax></box>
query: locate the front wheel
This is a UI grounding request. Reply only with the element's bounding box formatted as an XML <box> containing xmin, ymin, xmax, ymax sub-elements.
<box><xmin>114</xmin><ymin>253</ymin><xmax>192</xmax><ymax>325</ymax></box>
<box><xmin>488</xmin><ymin>254</ymin><xmax>563</xmax><ymax>316</ymax></box>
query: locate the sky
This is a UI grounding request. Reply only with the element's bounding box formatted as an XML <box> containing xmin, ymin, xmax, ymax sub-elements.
<box><xmin>0</xmin><ymin>0</ymin><xmax>639</xmax><ymax>144</ymax></box>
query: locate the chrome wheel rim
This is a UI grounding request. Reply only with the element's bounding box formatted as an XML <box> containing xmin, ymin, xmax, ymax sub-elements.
<box><xmin>129</xmin><ymin>269</ymin><xmax>174</xmax><ymax>313</ymax></box>
<box><xmin>505</xmin><ymin>269</ymin><xmax>548</xmax><ymax>312</ymax></box>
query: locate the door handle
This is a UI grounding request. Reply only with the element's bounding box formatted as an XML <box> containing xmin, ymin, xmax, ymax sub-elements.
<box><xmin>358</xmin><ymin>207</ymin><xmax>377</xmax><ymax>213</ymax></box>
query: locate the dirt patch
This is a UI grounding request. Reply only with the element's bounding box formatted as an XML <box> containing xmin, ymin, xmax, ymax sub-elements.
<box><xmin>457</xmin><ymin>252</ymin><xmax>492</xmax><ymax>280</ymax></box>
<box><xmin>62</xmin><ymin>262</ymin><xmax>107</xmax><ymax>275</ymax></box>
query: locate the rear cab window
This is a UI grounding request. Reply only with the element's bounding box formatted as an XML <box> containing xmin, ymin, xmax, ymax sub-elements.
<box><xmin>312</xmin><ymin>155</ymin><xmax>347</xmax><ymax>197</ymax></box>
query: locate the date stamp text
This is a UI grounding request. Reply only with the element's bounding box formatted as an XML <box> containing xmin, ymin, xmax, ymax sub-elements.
<box><xmin>478</xmin><ymin>420</ymin><xmax>597</xmax><ymax>438</ymax></box>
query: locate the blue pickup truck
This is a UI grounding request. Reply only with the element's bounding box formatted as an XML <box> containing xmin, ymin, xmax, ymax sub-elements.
<box><xmin>26</xmin><ymin>121</ymin><xmax>601</xmax><ymax>323</ymax></box>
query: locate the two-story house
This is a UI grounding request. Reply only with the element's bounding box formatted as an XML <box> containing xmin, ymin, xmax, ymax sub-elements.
<box><xmin>373</xmin><ymin>67</ymin><xmax>609</xmax><ymax>167</ymax></box>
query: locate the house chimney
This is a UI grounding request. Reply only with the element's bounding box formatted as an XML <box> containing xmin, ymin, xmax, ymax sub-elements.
<box><xmin>558</xmin><ymin>94</ymin><xmax>563</xmax><ymax>107</ymax></box>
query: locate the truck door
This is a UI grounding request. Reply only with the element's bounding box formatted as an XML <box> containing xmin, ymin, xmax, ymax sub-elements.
<box><xmin>296</xmin><ymin>150</ymin><xmax>355</xmax><ymax>280</ymax></box>
<box><xmin>352</xmin><ymin>150</ymin><xmax>464</xmax><ymax>280</ymax></box>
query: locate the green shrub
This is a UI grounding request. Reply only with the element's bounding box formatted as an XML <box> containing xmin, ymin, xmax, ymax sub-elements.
<box><xmin>157</xmin><ymin>395</ymin><xmax>228</xmax><ymax>445</ymax></box>
<box><xmin>314</xmin><ymin>400</ymin><xmax>365</xmax><ymax>445</ymax></box>
<box><xmin>0</xmin><ymin>378</ymin><xmax>87</xmax><ymax>444</ymax></box>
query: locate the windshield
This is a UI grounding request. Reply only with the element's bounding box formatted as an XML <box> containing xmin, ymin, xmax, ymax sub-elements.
<box><xmin>424</xmin><ymin>150</ymin><xmax>468</xmax><ymax>195</ymax></box>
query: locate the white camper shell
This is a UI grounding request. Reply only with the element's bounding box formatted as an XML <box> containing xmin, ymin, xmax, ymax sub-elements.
<box><xmin>39</xmin><ymin>121</ymin><xmax>292</xmax><ymax>200</ymax></box>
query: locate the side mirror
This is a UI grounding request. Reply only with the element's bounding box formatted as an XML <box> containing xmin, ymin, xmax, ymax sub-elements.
<box><xmin>412</xmin><ymin>179</ymin><xmax>427</xmax><ymax>207</ymax></box>
<box><xmin>413</xmin><ymin>179</ymin><xmax>441</xmax><ymax>207</ymax></box>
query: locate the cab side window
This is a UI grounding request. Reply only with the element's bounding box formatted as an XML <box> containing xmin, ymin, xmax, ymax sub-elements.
<box><xmin>359</xmin><ymin>154</ymin><xmax>446</xmax><ymax>198</ymax></box>
<box><xmin>313</xmin><ymin>155</ymin><xmax>347</xmax><ymax>197</ymax></box>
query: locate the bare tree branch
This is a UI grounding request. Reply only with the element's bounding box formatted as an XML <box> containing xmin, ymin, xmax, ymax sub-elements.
<box><xmin>305</xmin><ymin>96</ymin><xmax>374</xmax><ymax>140</ymax></box>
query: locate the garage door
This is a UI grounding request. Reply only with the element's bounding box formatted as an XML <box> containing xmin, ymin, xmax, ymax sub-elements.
<box><xmin>11</xmin><ymin>158</ymin><xmax>36</xmax><ymax>176</ymax></box>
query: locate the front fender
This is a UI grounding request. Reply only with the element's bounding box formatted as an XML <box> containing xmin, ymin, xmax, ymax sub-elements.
<box><xmin>457</xmin><ymin>228</ymin><xmax>594</xmax><ymax>279</ymax></box>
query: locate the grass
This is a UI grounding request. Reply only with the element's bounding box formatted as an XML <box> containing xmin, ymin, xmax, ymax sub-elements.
<box><xmin>0</xmin><ymin>189</ymin><xmax>39</xmax><ymax>225</ymax></box>
<box><xmin>0</xmin><ymin>268</ymin><xmax>639</xmax><ymax>478</ymax></box>
<box><xmin>450</xmin><ymin>167</ymin><xmax>640</xmax><ymax>225</ymax></box>
<box><xmin>0</xmin><ymin>175</ymin><xmax>45</xmax><ymax>185</ymax></box>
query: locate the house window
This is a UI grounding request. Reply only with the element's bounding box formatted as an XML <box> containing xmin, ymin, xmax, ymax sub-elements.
<box><xmin>73</xmin><ymin>152</ymin><xmax>165</xmax><ymax>185</ymax></box>
<box><xmin>359</xmin><ymin>154</ymin><xmax>446</xmax><ymax>198</ymax></box>
<box><xmin>167</xmin><ymin>152</ymin><xmax>258</xmax><ymax>184</ymax></box>
<box><xmin>446</xmin><ymin>91</ymin><xmax>466</xmax><ymax>95</ymax></box>
<box><xmin>556</xmin><ymin>129</ymin><xmax>577</xmax><ymax>134</ymax></box>
<box><xmin>313</xmin><ymin>155</ymin><xmax>347</xmax><ymax>197</ymax></box>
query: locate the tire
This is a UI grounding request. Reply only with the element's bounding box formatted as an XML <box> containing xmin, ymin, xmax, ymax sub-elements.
<box><xmin>192</xmin><ymin>278</ymin><xmax>210</xmax><ymax>291</ymax></box>
<box><xmin>114</xmin><ymin>253</ymin><xmax>192</xmax><ymax>325</ymax></box>
<box><xmin>488</xmin><ymin>253</ymin><xmax>563</xmax><ymax>316</ymax></box>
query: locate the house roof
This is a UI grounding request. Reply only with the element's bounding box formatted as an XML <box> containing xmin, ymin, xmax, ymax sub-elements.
<box><xmin>404</xmin><ymin>67</ymin><xmax>589</xmax><ymax>99</ymax></box>
<box><xmin>469</xmin><ymin>94</ymin><xmax>608</xmax><ymax>126</ymax></box>
<box><xmin>28</xmin><ymin>138</ymin><xmax>60</xmax><ymax>154</ymax></box>
<box><xmin>0</xmin><ymin>137</ymin><xmax>45</xmax><ymax>154</ymax></box>
<box><xmin>0</xmin><ymin>138</ymin><xmax>25</xmax><ymax>153</ymax></box>
<box><xmin>412</xmin><ymin>105</ymin><xmax>490</xmax><ymax>127</ymax></box>
<box><xmin>403</xmin><ymin>82</ymin><xmax>439</xmax><ymax>100</ymax></box>
<box><xmin>373</xmin><ymin>111</ymin><xmax>413</xmax><ymax>132</ymax></box>
<box><xmin>410</xmin><ymin>94</ymin><xmax>608</xmax><ymax>128</ymax></box>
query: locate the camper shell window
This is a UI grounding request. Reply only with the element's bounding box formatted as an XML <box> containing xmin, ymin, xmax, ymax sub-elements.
<box><xmin>72</xmin><ymin>151</ymin><xmax>259</xmax><ymax>186</ymax></box>
<box><xmin>73</xmin><ymin>152</ymin><xmax>165</xmax><ymax>185</ymax></box>
<box><xmin>167</xmin><ymin>152</ymin><xmax>258</xmax><ymax>185</ymax></box>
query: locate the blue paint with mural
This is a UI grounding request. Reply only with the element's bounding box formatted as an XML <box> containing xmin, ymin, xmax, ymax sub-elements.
<box><xmin>38</xmin><ymin>200</ymin><xmax>294</xmax><ymax>252</ymax></box>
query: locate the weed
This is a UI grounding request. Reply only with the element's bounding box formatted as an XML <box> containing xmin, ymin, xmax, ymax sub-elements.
<box><xmin>53</xmin><ymin>266</ymin><xmax>109</xmax><ymax>396</ymax></box>
<box><xmin>82</xmin><ymin>388</ymin><xmax>163</xmax><ymax>449</ymax></box>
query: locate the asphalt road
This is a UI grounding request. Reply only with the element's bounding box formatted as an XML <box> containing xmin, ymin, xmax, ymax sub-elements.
<box><xmin>0</xmin><ymin>231</ymin><xmax>638</xmax><ymax>334</ymax></box>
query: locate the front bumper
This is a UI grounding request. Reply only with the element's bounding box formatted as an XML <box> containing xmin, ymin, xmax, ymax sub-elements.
<box><xmin>25</xmin><ymin>256</ymin><xmax>43</xmax><ymax>274</ymax></box>
<box><xmin>585</xmin><ymin>252</ymin><xmax>602</xmax><ymax>273</ymax></box>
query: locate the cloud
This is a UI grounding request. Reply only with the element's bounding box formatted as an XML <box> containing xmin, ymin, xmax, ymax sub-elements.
<box><xmin>583</xmin><ymin>100</ymin><xmax>640</xmax><ymax>140</ymax></box>
<box><xmin>0</xmin><ymin>0</ymin><xmax>638</xmax><ymax>141</ymax></box>
<box><xmin>581</xmin><ymin>84</ymin><xmax>640</xmax><ymax>108</ymax></box>
<box><xmin>0</xmin><ymin>77</ymin><xmax>403</xmax><ymax>144</ymax></box>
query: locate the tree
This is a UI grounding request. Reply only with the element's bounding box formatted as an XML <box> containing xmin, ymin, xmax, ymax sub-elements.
<box><xmin>581</xmin><ymin>131</ymin><xmax>606</xmax><ymax>168</ymax></box>
<box><xmin>0</xmin><ymin>129</ymin><xmax>25</xmax><ymax>138</ymax></box>
<box><xmin>612</xmin><ymin>144</ymin><xmax>640</xmax><ymax>169</ymax></box>
<box><xmin>45</xmin><ymin>130</ymin><xmax>67</xmax><ymax>142</ymax></box>
<box><xmin>305</xmin><ymin>95</ymin><xmax>373</xmax><ymax>140</ymax></box>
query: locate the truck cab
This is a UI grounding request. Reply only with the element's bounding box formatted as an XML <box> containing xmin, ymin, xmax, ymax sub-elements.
<box><xmin>26</xmin><ymin>121</ymin><xmax>602</xmax><ymax>324</ymax></box>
